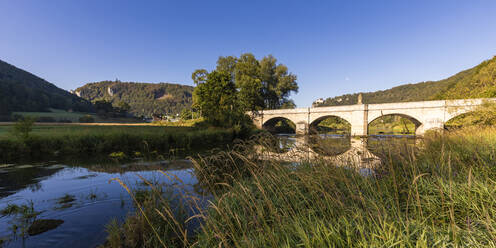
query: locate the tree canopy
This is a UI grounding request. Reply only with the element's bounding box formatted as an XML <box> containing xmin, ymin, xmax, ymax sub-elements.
<box><xmin>193</xmin><ymin>71</ymin><xmax>242</xmax><ymax>126</ymax></box>
<box><xmin>192</xmin><ymin>53</ymin><xmax>299</xmax><ymax>127</ymax></box>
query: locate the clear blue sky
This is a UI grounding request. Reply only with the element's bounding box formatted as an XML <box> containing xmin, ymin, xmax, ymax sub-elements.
<box><xmin>1</xmin><ymin>0</ymin><xmax>495</xmax><ymax>107</ymax></box>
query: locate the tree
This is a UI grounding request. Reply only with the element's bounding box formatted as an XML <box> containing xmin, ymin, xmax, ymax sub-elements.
<box><xmin>117</xmin><ymin>101</ymin><xmax>131</xmax><ymax>113</ymax></box>
<box><xmin>208</xmin><ymin>53</ymin><xmax>298</xmax><ymax>111</ymax></box>
<box><xmin>192</xmin><ymin>69</ymin><xmax>208</xmax><ymax>85</ymax></box>
<box><xmin>94</xmin><ymin>100</ymin><xmax>114</xmax><ymax>118</ymax></box>
<box><xmin>216</xmin><ymin>56</ymin><xmax>237</xmax><ymax>78</ymax></box>
<box><xmin>193</xmin><ymin>71</ymin><xmax>240</xmax><ymax>127</ymax></box>
<box><xmin>259</xmin><ymin>55</ymin><xmax>299</xmax><ymax>109</ymax></box>
<box><xmin>180</xmin><ymin>108</ymin><xmax>193</xmax><ymax>120</ymax></box>
<box><xmin>280</xmin><ymin>99</ymin><xmax>296</xmax><ymax>109</ymax></box>
<box><xmin>11</xmin><ymin>117</ymin><xmax>35</xmax><ymax>140</ymax></box>
<box><xmin>192</xmin><ymin>53</ymin><xmax>299</xmax><ymax>127</ymax></box>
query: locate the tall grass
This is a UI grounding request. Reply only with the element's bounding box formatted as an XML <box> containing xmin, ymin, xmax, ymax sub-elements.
<box><xmin>0</xmin><ymin>126</ymin><xmax>251</xmax><ymax>163</ymax></box>
<box><xmin>103</xmin><ymin>127</ymin><xmax>496</xmax><ymax>247</ymax></box>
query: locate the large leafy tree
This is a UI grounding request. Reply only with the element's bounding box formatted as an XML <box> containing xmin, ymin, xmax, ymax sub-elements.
<box><xmin>211</xmin><ymin>53</ymin><xmax>298</xmax><ymax>111</ymax></box>
<box><xmin>193</xmin><ymin>71</ymin><xmax>240</xmax><ymax>126</ymax></box>
<box><xmin>192</xmin><ymin>53</ymin><xmax>298</xmax><ymax>126</ymax></box>
<box><xmin>259</xmin><ymin>55</ymin><xmax>299</xmax><ymax>109</ymax></box>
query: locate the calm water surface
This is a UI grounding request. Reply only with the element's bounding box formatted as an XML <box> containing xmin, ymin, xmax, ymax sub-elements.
<box><xmin>0</xmin><ymin>160</ymin><xmax>199</xmax><ymax>248</ymax></box>
<box><xmin>0</xmin><ymin>135</ymin><xmax>417</xmax><ymax>248</ymax></box>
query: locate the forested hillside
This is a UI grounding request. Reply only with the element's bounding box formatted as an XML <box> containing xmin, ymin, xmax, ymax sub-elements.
<box><xmin>75</xmin><ymin>81</ymin><xmax>193</xmax><ymax>117</ymax></box>
<box><xmin>318</xmin><ymin>56</ymin><xmax>496</xmax><ymax>106</ymax></box>
<box><xmin>0</xmin><ymin>59</ymin><xmax>94</xmax><ymax>116</ymax></box>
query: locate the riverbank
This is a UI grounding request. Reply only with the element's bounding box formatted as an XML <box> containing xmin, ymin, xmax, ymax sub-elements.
<box><xmin>0</xmin><ymin>125</ymin><xmax>252</xmax><ymax>163</ymax></box>
<box><xmin>103</xmin><ymin>126</ymin><xmax>496</xmax><ymax>247</ymax></box>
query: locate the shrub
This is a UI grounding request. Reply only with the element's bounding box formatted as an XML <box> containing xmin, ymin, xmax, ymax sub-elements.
<box><xmin>79</xmin><ymin>115</ymin><xmax>95</xmax><ymax>123</ymax></box>
<box><xmin>10</xmin><ymin>117</ymin><xmax>35</xmax><ymax>140</ymax></box>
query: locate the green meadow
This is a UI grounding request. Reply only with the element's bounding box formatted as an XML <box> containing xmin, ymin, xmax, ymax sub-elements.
<box><xmin>0</xmin><ymin>123</ymin><xmax>250</xmax><ymax>163</ymax></box>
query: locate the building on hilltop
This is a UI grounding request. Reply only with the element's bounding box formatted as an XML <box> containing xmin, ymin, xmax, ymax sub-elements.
<box><xmin>312</xmin><ymin>98</ymin><xmax>325</xmax><ymax>107</ymax></box>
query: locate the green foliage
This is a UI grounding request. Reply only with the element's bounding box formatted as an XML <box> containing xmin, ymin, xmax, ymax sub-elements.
<box><xmin>179</xmin><ymin>108</ymin><xmax>193</xmax><ymax>120</ymax></box>
<box><xmin>108</xmin><ymin>127</ymin><xmax>496</xmax><ymax>247</ymax></box>
<box><xmin>194</xmin><ymin>53</ymin><xmax>298</xmax><ymax>113</ymax></box>
<box><xmin>1</xmin><ymin>202</ymin><xmax>41</xmax><ymax>241</ymax></box>
<box><xmin>195</xmin><ymin>128</ymin><xmax>496</xmax><ymax>247</ymax></box>
<box><xmin>192</xmin><ymin>53</ymin><xmax>298</xmax><ymax>129</ymax></box>
<box><xmin>101</xmin><ymin>185</ymin><xmax>189</xmax><ymax>248</ymax></box>
<box><xmin>10</xmin><ymin>117</ymin><xmax>35</xmax><ymax>140</ymax></box>
<box><xmin>0</xmin><ymin>125</ymin><xmax>249</xmax><ymax>163</ymax></box>
<box><xmin>279</xmin><ymin>99</ymin><xmax>296</xmax><ymax>109</ymax></box>
<box><xmin>310</xmin><ymin>116</ymin><xmax>351</xmax><ymax>134</ymax></box>
<box><xmin>79</xmin><ymin>115</ymin><xmax>95</xmax><ymax>123</ymax></box>
<box><xmin>319</xmin><ymin>56</ymin><xmax>496</xmax><ymax>106</ymax></box>
<box><xmin>116</xmin><ymin>101</ymin><xmax>131</xmax><ymax>113</ymax></box>
<box><xmin>368</xmin><ymin>115</ymin><xmax>416</xmax><ymax>135</ymax></box>
<box><xmin>435</xmin><ymin>56</ymin><xmax>496</xmax><ymax>99</ymax></box>
<box><xmin>0</xmin><ymin>59</ymin><xmax>93</xmax><ymax>115</ymax></box>
<box><xmin>263</xmin><ymin>118</ymin><xmax>296</xmax><ymax>134</ymax></box>
<box><xmin>75</xmin><ymin>80</ymin><xmax>193</xmax><ymax>117</ymax></box>
<box><xmin>445</xmin><ymin>101</ymin><xmax>496</xmax><ymax>128</ymax></box>
<box><xmin>193</xmin><ymin>71</ymin><xmax>246</xmax><ymax>127</ymax></box>
<box><xmin>12</xmin><ymin>109</ymin><xmax>98</xmax><ymax>123</ymax></box>
<box><xmin>94</xmin><ymin>100</ymin><xmax>131</xmax><ymax>118</ymax></box>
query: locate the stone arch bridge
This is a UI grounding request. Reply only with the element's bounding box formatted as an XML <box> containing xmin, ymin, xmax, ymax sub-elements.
<box><xmin>252</xmin><ymin>98</ymin><xmax>495</xmax><ymax>136</ymax></box>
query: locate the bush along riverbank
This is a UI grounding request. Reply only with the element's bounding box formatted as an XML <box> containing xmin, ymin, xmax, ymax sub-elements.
<box><xmin>102</xmin><ymin>127</ymin><xmax>496</xmax><ymax>247</ymax></box>
<box><xmin>0</xmin><ymin>126</ymin><xmax>255</xmax><ymax>163</ymax></box>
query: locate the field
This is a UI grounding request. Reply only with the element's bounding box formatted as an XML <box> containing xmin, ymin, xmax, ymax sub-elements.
<box><xmin>11</xmin><ymin>109</ymin><xmax>142</xmax><ymax>123</ymax></box>
<box><xmin>12</xmin><ymin>109</ymin><xmax>94</xmax><ymax>122</ymax></box>
<box><xmin>0</xmin><ymin>123</ymin><xmax>250</xmax><ymax>163</ymax></box>
<box><xmin>0</xmin><ymin>123</ymin><xmax>172</xmax><ymax>139</ymax></box>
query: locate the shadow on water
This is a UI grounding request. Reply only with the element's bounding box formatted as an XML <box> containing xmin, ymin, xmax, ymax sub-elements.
<box><xmin>0</xmin><ymin>159</ymin><xmax>206</xmax><ymax>248</ymax></box>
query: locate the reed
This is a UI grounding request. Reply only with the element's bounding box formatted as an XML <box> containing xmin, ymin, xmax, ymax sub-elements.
<box><xmin>104</xmin><ymin>127</ymin><xmax>496</xmax><ymax>247</ymax></box>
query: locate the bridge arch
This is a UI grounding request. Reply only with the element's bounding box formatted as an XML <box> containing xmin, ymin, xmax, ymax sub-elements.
<box><xmin>309</xmin><ymin>115</ymin><xmax>351</xmax><ymax>134</ymax></box>
<box><xmin>444</xmin><ymin>109</ymin><xmax>484</xmax><ymax>129</ymax></box>
<box><xmin>367</xmin><ymin>113</ymin><xmax>422</xmax><ymax>135</ymax></box>
<box><xmin>444</xmin><ymin>105</ymin><xmax>481</xmax><ymax>124</ymax></box>
<box><xmin>262</xmin><ymin>116</ymin><xmax>297</xmax><ymax>134</ymax></box>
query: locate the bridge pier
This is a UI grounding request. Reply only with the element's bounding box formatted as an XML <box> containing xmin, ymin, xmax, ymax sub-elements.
<box><xmin>415</xmin><ymin>121</ymin><xmax>444</xmax><ymax>135</ymax></box>
<box><xmin>350</xmin><ymin>104</ymin><xmax>368</xmax><ymax>136</ymax></box>
<box><xmin>295</xmin><ymin>122</ymin><xmax>308</xmax><ymax>135</ymax></box>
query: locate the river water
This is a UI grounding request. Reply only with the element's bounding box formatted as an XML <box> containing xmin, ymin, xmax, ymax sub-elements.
<box><xmin>0</xmin><ymin>160</ymin><xmax>199</xmax><ymax>248</ymax></box>
<box><xmin>0</xmin><ymin>134</ymin><xmax>416</xmax><ymax>248</ymax></box>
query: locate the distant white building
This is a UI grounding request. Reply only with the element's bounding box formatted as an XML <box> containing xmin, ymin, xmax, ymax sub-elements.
<box><xmin>312</xmin><ymin>98</ymin><xmax>325</xmax><ymax>107</ymax></box>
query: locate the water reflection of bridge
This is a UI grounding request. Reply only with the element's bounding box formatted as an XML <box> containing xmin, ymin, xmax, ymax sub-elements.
<box><xmin>258</xmin><ymin>136</ymin><xmax>383</xmax><ymax>169</ymax></box>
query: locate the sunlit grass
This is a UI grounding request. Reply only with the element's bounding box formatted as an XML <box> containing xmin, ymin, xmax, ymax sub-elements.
<box><xmin>0</xmin><ymin>125</ymin><xmax>248</xmax><ymax>163</ymax></box>
<box><xmin>102</xmin><ymin>127</ymin><xmax>496</xmax><ymax>247</ymax></box>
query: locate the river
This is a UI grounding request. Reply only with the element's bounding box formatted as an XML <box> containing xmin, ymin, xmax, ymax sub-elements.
<box><xmin>0</xmin><ymin>134</ymin><xmax>416</xmax><ymax>247</ymax></box>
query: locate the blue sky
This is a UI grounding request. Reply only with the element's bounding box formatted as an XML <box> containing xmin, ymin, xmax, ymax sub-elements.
<box><xmin>1</xmin><ymin>0</ymin><xmax>495</xmax><ymax>107</ymax></box>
